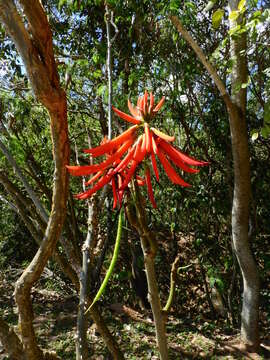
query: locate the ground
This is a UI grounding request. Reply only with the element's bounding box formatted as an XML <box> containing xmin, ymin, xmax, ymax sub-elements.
<box><xmin>0</xmin><ymin>267</ymin><xmax>269</xmax><ymax>360</ymax></box>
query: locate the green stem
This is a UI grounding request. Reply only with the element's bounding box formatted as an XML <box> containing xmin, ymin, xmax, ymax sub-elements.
<box><xmin>85</xmin><ymin>208</ymin><xmax>123</xmax><ymax>313</ymax></box>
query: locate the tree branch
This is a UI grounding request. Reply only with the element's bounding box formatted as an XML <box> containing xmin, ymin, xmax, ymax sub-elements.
<box><xmin>0</xmin><ymin>0</ymin><xmax>61</xmax><ymax>110</ymax></box>
<box><xmin>170</xmin><ymin>15</ymin><xmax>233</xmax><ymax>109</ymax></box>
<box><xmin>0</xmin><ymin>1</ymin><xmax>70</xmax><ymax>359</ymax></box>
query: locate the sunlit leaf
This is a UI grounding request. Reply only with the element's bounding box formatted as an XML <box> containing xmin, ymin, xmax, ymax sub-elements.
<box><xmin>203</xmin><ymin>0</ymin><xmax>217</xmax><ymax>12</ymax></box>
<box><xmin>212</xmin><ymin>9</ymin><xmax>225</xmax><ymax>29</ymax></box>
<box><xmin>238</xmin><ymin>0</ymin><xmax>246</xmax><ymax>12</ymax></box>
<box><xmin>251</xmin><ymin>132</ymin><xmax>258</xmax><ymax>141</ymax></box>
<box><xmin>229</xmin><ymin>10</ymin><xmax>239</xmax><ymax>21</ymax></box>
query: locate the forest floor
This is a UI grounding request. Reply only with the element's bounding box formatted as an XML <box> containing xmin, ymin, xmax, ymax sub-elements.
<box><xmin>0</xmin><ymin>267</ymin><xmax>269</xmax><ymax>360</ymax></box>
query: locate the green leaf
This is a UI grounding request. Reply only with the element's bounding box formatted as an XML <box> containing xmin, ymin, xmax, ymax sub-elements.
<box><xmin>93</xmin><ymin>69</ymin><xmax>102</xmax><ymax>79</ymax></box>
<box><xmin>97</xmin><ymin>84</ymin><xmax>106</xmax><ymax>96</ymax></box>
<box><xmin>203</xmin><ymin>0</ymin><xmax>217</xmax><ymax>12</ymax></box>
<box><xmin>229</xmin><ymin>10</ymin><xmax>239</xmax><ymax>21</ymax></box>
<box><xmin>58</xmin><ymin>0</ymin><xmax>66</xmax><ymax>9</ymax></box>
<box><xmin>185</xmin><ymin>2</ymin><xmax>196</xmax><ymax>10</ymax></box>
<box><xmin>228</xmin><ymin>24</ymin><xmax>241</xmax><ymax>36</ymax></box>
<box><xmin>252</xmin><ymin>10</ymin><xmax>262</xmax><ymax>19</ymax></box>
<box><xmin>238</xmin><ymin>0</ymin><xmax>246</xmax><ymax>12</ymax></box>
<box><xmin>212</xmin><ymin>9</ymin><xmax>225</xmax><ymax>29</ymax></box>
<box><xmin>169</xmin><ymin>0</ymin><xmax>180</xmax><ymax>12</ymax></box>
<box><xmin>251</xmin><ymin>131</ymin><xmax>258</xmax><ymax>141</ymax></box>
<box><xmin>261</xmin><ymin>126</ymin><xmax>270</xmax><ymax>138</ymax></box>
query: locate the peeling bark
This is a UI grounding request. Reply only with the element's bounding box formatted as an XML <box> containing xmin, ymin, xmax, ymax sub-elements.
<box><xmin>0</xmin><ymin>1</ymin><xmax>70</xmax><ymax>359</ymax></box>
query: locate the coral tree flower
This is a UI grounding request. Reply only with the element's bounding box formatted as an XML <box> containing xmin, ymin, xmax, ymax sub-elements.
<box><xmin>67</xmin><ymin>91</ymin><xmax>208</xmax><ymax>208</ymax></box>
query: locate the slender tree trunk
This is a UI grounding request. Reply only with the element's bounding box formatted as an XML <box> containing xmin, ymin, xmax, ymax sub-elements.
<box><xmin>15</xmin><ymin>101</ymin><xmax>69</xmax><ymax>360</ymax></box>
<box><xmin>0</xmin><ymin>2</ymin><xmax>69</xmax><ymax>359</ymax></box>
<box><xmin>140</xmin><ymin>236</ymin><xmax>169</xmax><ymax>360</ymax></box>
<box><xmin>76</xmin><ymin>196</ymin><xmax>98</xmax><ymax>359</ymax></box>
<box><xmin>228</xmin><ymin>0</ymin><xmax>260</xmax><ymax>349</ymax></box>
<box><xmin>126</xmin><ymin>187</ymin><xmax>169</xmax><ymax>360</ymax></box>
<box><xmin>170</xmin><ymin>5</ymin><xmax>260</xmax><ymax>349</ymax></box>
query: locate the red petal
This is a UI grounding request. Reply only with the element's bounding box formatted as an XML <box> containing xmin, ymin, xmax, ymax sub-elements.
<box><xmin>66</xmin><ymin>164</ymin><xmax>100</xmax><ymax>176</ymax></box>
<box><xmin>153</xmin><ymin>96</ymin><xmax>165</xmax><ymax>113</ymax></box>
<box><xmin>113</xmin><ymin>147</ymin><xmax>135</xmax><ymax>174</ymax></box>
<box><xmin>120</xmin><ymin>160</ymin><xmax>138</xmax><ymax>190</ymax></box>
<box><xmin>151</xmin><ymin>152</ymin><xmax>159</xmax><ymax>182</ymax></box>
<box><xmin>133</xmin><ymin>136</ymin><xmax>142</xmax><ymax>162</ymax></box>
<box><xmin>85</xmin><ymin>170</ymin><xmax>104</xmax><ymax>186</ymax></box>
<box><xmin>143</xmin><ymin>90</ymin><xmax>148</xmax><ymax>115</ymax></box>
<box><xmin>128</xmin><ymin>99</ymin><xmax>140</xmax><ymax>118</ymax></box>
<box><xmin>151</xmin><ymin>127</ymin><xmax>175</xmax><ymax>142</ymax></box>
<box><xmin>145</xmin><ymin>123</ymin><xmax>151</xmax><ymax>153</ymax></box>
<box><xmin>159</xmin><ymin>141</ymin><xmax>199</xmax><ymax>173</ymax></box>
<box><xmin>74</xmin><ymin>171</ymin><xmax>113</xmax><ymax>200</ymax></box>
<box><xmin>159</xmin><ymin>140</ymin><xmax>208</xmax><ymax>167</ymax></box>
<box><xmin>151</xmin><ymin>134</ymin><xmax>158</xmax><ymax>154</ymax></box>
<box><xmin>157</xmin><ymin>149</ymin><xmax>191</xmax><ymax>187</ymax></box>
<box><xmin>99</xmin><ymin>138</ymin><xmax>133</xmax><ymax>169</ymax></box>
<box><xmin>145</xmin><ymin>167</ymin><xmax>157</xmax><ymax>208</ymax></box>
<box><xmin>84</xmin><ymin>125</ymin><xmax>137</xmax><ymax>156</ymax></box>
<box><xmin>112</xmin><ymin>105</ymin><xmax>141</xmax><ymax>125</ymax></box>
<box><xmin>137</xmin><ymin>96</ymin><xmax>142</xmax><ymax>108</ymax></box>
<box><xmin>112</xmin><ymin>177</ymin><xmax>118</xmax><ymax>209</ymax></box>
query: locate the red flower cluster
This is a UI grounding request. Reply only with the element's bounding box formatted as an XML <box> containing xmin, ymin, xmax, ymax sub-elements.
<box><xmin>67</xmin><ymin>91</ymin><xmax>208</xmax><ymax>208</ymax></box>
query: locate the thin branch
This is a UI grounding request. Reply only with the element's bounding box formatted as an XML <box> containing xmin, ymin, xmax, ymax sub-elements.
<box><xmin>0</xmin><ymin>138</ymin><xmax>49</xmax><ymax>221</ymax></box>
<box><xmin>105</xmin><ymin>4</ymin><xmax>113</xmax><ymax>140</ymax></box>
<box><xmin>170</xmin><ymin>16</ymin><xmax>232</xmax><ymax>105</ymax></box>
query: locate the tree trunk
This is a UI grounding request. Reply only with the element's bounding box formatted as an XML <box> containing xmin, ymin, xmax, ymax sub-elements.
<box><xmin>14</xmin><ymin>100</ymin><xmax>69</xmax><ymax>360</ymax></box>
<box><xmin>170</xmin><ymin>6</ymin><xmax>260</xmax><ymax>349</ymax></box>
<box><xmin>0</xmin><ymin>2</ymin><xmax>70</xmax><ymax>359</ymax></box>
<box><xmin>228</xmin><ymin>0</ymin><xmax>260</xmax><ymax>349</ymax></box>
<box><xmin>126</xmin><ymin>187</ymin><xmax>169</xmax><ymax>360</ymax></box>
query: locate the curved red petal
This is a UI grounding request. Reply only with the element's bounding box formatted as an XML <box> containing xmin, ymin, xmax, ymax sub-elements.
<box><xmin>145</xmin><ymin>167</ymin><xmax>157</xmax><ymax>208</ymax></box>
<box><xmin>120</xmin><ymin>160</ymin><xmax>138</xmax><ymax>190</ymax></box>
<box><xmin>159</xmin><ymin>140</ymin><xmax>208</xmax><ymax>167</ymax></box>
<box><xmin>85</xmin><ymin>170</ymin><xmax>104</xmax><ymax>186</ymax></box>
<box><xmin>113</xmin><ymin>147</ymin><xmax>135</xmax><ymax>174</ymax></box>
<box><xmin>151</xmin><ymin>152</ymin><xmax>159</xmax><ymax>182</ymax></box>
<box><xmin>145</xmin><ymin>124</ymin><xmax>151</xmax><ymax>153</ymax></box>
<box><xmin>66</xmin><ymin>164</ymin><xmax>100</xmax><ymax>176</ymax></box>
<box><xmin>111</xmin><ymin>177</ymin><xmax>118</xmax><ymax>209</ymax></box>
<box><xmin>151</xmin><ymin>127</ymin><xmax>175</xmax><ymax>142</ymax></box>
<box><xmin>112</xmin><ymin>105</ymin><xmax>141</xmax><ymax>125</ymax></box>
<box><xmin>84</xmin><ymin>125</ymin><xmax>137</xmax><ymax>156</ymax></box>
<box><xmin>159</xmin><ymin>141</ymin><xmax>199</xmax><ymax>173</ymax></box>
<box><xmin>153</xmin><ymin>96</ymin><xmax>165</xmax><ymax>113</ymax></box>
<box><xmin>157</xmin><ymin>149</ymin><xmax>191</xmax><ymax>187</ymax></box>
<box><xmin>143</xmin><ymin>90</ymin><xmax>148</xmax><ymax>115</ymax></box>
<box><xmin>128</xmin><ymin>99</ymin><xmax>140</xmax><ymax>118</ymax></box>
<box><xmin>74</xmin><ymin>172</ymin><xmax>113</xmax><ymax>200</ymax></box>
